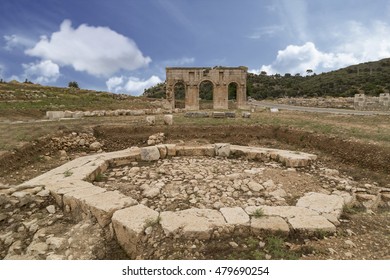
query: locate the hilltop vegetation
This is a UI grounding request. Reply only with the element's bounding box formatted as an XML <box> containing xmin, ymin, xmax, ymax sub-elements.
<box><xmin>0</xmin><ymin>81</ymin><xmax>156</xmax><ymax>119</ymax></box>
<box><xmin>144</xmin><ymin>58</ymin><xmax>390</xmax><ymax>99</ymax></box>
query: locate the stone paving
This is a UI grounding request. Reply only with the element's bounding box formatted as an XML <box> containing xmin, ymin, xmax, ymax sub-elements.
<box><xmin>15</xmin><ymin>142</ymin><xmax>387</xmax><ymax>258</ymax></box>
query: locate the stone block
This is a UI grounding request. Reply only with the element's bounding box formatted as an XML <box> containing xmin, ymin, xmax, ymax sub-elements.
<box><xmin>165</xmin><ymin>144</ymin><xmax>177</xmax><ymax>157</ymax></box>
<box><xmin>146</xmin><ymin>116</ymin><xmax>155</xmax><ymax>125</ymax></box>
<box><xmin>224</xmin><ymin>112</ymin><xmax>236</xmax><ymax>118</ymax></box>
<box><xmin>160</xmin><ymin>208</ymin><xmax>226</xmax><ymax>239</ymax></box>
<box><xmin>251</xmin><ymin>216</ymin><xmax>290</xmax><ymax>234</ymax></box>
<box><xmin>296</xmin><ymin>192</ymin><xmax>344</xmax><ymax>218</ymax></box>
<box><xmin>63</xmin><ymin>186</ymin><xmax>106</xmax><ymax>217</ymax></box>
<box><xmin>112</xmin><ymin>205</ymin><xmax>159</xmax><ymax>258</ymax></box>
<box><xmin>81</xmin><ymin>191</ymin><xmax>138</xmax><ymax>227</ymax></box>
<box><xmin>163</xmin><ymin>114</ymin><xmax>173</xmax><ymax>125</ymax></box>
<box><xmin>140</xmin><ymin>146</ymin><xmax>160</xmax><ymax>161</ymax></box>
<box><xmin>184</xmin><ymin>112</ymin><xmax>209</xmax><ymax>118</ymax></box>
<box><xmin>220</xmin><ymin>207</ymin><xmax>249</xmax><ymax>225</ymax></box>
<box><xmin>215</xmin><ymin>143</ymin><xmax>230</xmax><ymax>157</ymax></box>
<box><xmin>212</xmin><ymin>112</ymin><xmax>225</xmax><ymax>118</ymax></box>
<box><xmin>156</xmin><ymin>144</ymin><xmax>167</xmax><ymax>159</ymax></box>
<box><xmin>288</xmin><ymin>215</ymin><xmax>336</xmax><ymax>233</ymax></box>
<box><xmin>176</xmin><ymin>145</ymin><xmax>215</xmax><ymax>157</ymax></box>
<box><xmin>245</xmin><ymin>205</ymin><xmax>318</xmax><ymax>218</ymax></box>
<box><xmin>46</xmin><ymin>111</ymin><xmax>65</xmax><ymax>120</ymax></box>
<box><xmin>242</xmin><ymin>112</ymin><xmax>251</xmax><ymax>118</ymax></box>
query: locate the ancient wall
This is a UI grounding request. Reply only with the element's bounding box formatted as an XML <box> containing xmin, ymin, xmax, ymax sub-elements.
<box><xmin>166</xmin><ymin>66</ymin><xmax>247</xmax><ymax>110</ymax></box>
<box><xmin>354</xmin><ymin>93</ymin><xmax>390</xmax><ymax>111</ymax></box>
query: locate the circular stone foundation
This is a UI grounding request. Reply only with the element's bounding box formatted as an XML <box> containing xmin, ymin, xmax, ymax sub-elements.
<box><xmin>95</xmin><ymin>157</ymin><xmax>326</xmax><ymax>212</ymax></box>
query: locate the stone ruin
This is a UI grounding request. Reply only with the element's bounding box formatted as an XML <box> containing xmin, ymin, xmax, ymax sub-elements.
<box><xmin>166</xmin><ymin>66</ymin><xmax>247</xmax><ymax>110</ymax></box>
<box><xmin>354</xmin><ymin>93</ymin><xmax>390</xmax><ymax>111</ymax></box>
<box><xmin>6</xmin><ymin>144</ymin><xmax>346</xmax><ymax>257</ymax></box>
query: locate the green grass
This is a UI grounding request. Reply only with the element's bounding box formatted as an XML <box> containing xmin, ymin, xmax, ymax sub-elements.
<box><xmin>252</xmin><ymin>208</ymin><xmax>265</xmax><ymax>218</ymax></box>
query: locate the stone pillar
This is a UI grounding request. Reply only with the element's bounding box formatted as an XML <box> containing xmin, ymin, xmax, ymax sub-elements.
<box><xmin>237</xmin><ymin>83</ymin><xmax>247</xmax><ymax>109</ymax></box>
<box><xmin>354</xmin><ymin>93</ymin><xmax>366</xmax><ymax>110</ymax></box>
<box><xmin>213</xmin><ymin>84</ymin><xmax>228</xmax><ymax>110</ymax></box>
<box><xmin>166</xmin><ymin>83</ymin><xmax>175</xmax><ymax>109</ymax></box>
<box><xmin>185</xmin><ymin>85</ymin><xmax>199</xmax><ymax>110</ymax></box>
<box><xmin>379</xmin><ymin>93</ymin><xmax>390</xmax><ymax>110</ymax></box>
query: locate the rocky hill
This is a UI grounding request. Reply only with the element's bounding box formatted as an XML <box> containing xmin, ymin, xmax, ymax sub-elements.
<box><xmin>144</xmin><ymin>58</ymin><xmax>390</xmax><ymax>99</ymax></box>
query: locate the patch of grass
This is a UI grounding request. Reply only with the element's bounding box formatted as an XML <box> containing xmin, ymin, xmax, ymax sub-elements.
<box><xmin>63</xmin><ymin>169</ymin><xmax>73</xmax><ymax>177</ymax></box>
<box><xmin>265</xmin><ymin>236</ymin><xmax>298</xmax><ymax>260</ymax></box>
<box><xmin>252</xmin><ymin>208</ymin><xmax>264</xmax><ymax>218</ymax></box>
<box><xmin>340</xmin><ymin>204</ymin><xmax>366</xmax><ymax>219</ymax></box>
<box><xmin>94</xmin><ymin>173</ymin><xmax>106</xmax><ymax>182</ymax></box>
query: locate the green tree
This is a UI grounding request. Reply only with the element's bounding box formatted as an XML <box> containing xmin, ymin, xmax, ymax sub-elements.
<box><xmin>68</xmin><ymin>81</ymin><xmax>79</xmax><ymax>89</ymax></box>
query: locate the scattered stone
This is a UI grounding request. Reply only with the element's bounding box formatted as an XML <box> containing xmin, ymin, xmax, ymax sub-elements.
<box><xmin>163</xmin><ymin>115</ymin><xmax>173</xmax><ymax>125</ymax></box>
<box><xmin>46</xmin><ymin>205</ymin><xmax>56</xmax><ymax>214</ymax></box>
<box><xmin>146</xmin><ymin>116</ymin><xmax>156</xmax><ymax>125</ymax></box>
<box><xmin>140</xmin><ymin>146</ymin><xmax>160</xmax><ymax>161</ymax></box>
<box><xmin>229</xmin><ymin>241</ymin><xmax>239</xmax><ymax>248</ymax></box>
<box><xmin>242</xmin><ymin>112</ymin><xmax>251</xmax><ymax>118</ymax></box>
<box><xmin>89</xmin><ymin>142</ymin><xmax>102</xmax><ymax>151</ymax></box>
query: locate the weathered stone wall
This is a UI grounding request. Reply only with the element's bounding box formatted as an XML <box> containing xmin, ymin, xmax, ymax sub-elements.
<box><xmin>166</xmin><ymin>66</ymin><xmax>247</xmax><ymax>110</ymax></box>
<box><xmin>354</xmin><ymin>93</ymin><xmax>390</xmax><ymax>111</ymax></box>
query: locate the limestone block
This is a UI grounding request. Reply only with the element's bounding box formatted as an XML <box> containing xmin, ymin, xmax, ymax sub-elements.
<box><xmin>64</xmin><ymin>110</ymin><xmax>73</xmax><ymax>118</ymax></box>
<box><xmin>72</xmin><ymin>111</ymin><xmax>84</xmax><ymax>118</ymax></box>
<box><xmin>160</xmin><ymin>208</ymin><xmax>226</xmax><ymax>239</ymax></box>
<box><xmin>176</xmin><ymin>145</ymin><xmax>215</xmax><ymax>157</ymax></box>
<box><xmin>220</xmin><ymin>207</ymin><xmax>249</xmax><ymax>225</ymax></box>
<box><xmin>163</xmin><ymin>114</ymin><xmax>173</xmax><ymax>125</ymax></box>
<box><xmin>47</xmin><ymin>180</ymin><xmax>96</xmax><ymax>206</ymax></box>
<box><xmin>224</xmin><ymin>112</ymin><xmax>236</xmax><ymax>118</ymax></box>
<box><xmin>146</xmin><ymin>116</ymin><xmax>155</xmax><ymax>125</ymax></box>
<box><xmin>112</xmin><ymin>205</ymin><xmax>159</xmax><ymax>258</ymax></box>
<box><xmin>296</xmin><ymin>192</ymin><xmax>344</xmax><ymax>218</ymax></box>
<box><xmin>242</xmin><ymin>112</ymin><xmax>251</xmax><ymax>118</ymax></box>
<box><xmin>245</xmin><ymin>205</ymin><xmax>318</xmax><ymax>218</ymax></box>
<box><xmin>215</xmin><ymin>143</ymin><xmax>230</xmax><ymax>157</ymax></box>
<box><xmin>46</xmin><ymin>111</ymin><xmax>65</xmax><ymax>120</ymax></box>
<box><xmin>288</xmin><ymin>215</ymin><xmax>336</xmax><ymax>233</ymax></box>
<box><xmin>156</xmin><ymin>144</ymin><xmax>167</xmax><ymax>159</ymax></box>
<box><xmin>63</xmin><ymin>186</ymin><xmax>106</xmax><ymax>217</ymax></box>
<box><xmin>140</xmin><ymin>146</ymin><xmax>160</xmax><ymax>161</ymax></box>
<box><xmin>212</xmin><ymin>112</ymin><xmax>225</xmax><ymax>118</ymax></box>
<box><xmin>184</xmin><ymin>112</ymin><xmax>209</xmax><ymax>118</ymax></box>
<box><xmin>165</xmin><ymin>144</ymin><xmax>177</xmax><ymax>156</ymax></box>
<box><xmin>81</xmin><ymin>191</ymin><xmax>137</xmax><ymax>227</ymax></box>
<box><xmin>251</xmin><ymin>216</ymin><xmax>290</xmax><ymax>234</ymax></box>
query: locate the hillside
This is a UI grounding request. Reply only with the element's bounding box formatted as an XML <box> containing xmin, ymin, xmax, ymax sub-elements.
<box><xmin>0</xmin><ymin>81</ymin><xmax>156</xmax><ymax>120</ymax></box>
<box><xmin>144</xmin><ymin>58</ymin><xmax>390</xmax><ymax>99</ymax></box>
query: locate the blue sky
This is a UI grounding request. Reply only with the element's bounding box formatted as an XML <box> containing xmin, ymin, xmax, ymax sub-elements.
<box><xmin>1</xmin><ymin>0</ymin><xmax>390</xmax><ymax>95</ymax></box>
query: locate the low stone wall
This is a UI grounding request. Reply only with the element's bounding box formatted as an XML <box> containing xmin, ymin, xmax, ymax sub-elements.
<box><xmin>354</xmin><ymin>93</ymin><xmax>390</xmax><ymax>111</ymax></box>
<box><xmin>45</xmin><ymin>108</ymin><xmax>183</xmax><ymax>120</ymax></box>
<box><xmin>16</xmin><ymin>143</ymin><xmax>388</xmax><ymax>258</ymax></box>
<box><xmin>257</xmin><ymin>94</ymin><xmax>390</xmax><ymax>111</ymax></box>
<box><xmin>271</xmin><ymin>97</ymin><xmax>354</xmax><ymax>109</ymax></box>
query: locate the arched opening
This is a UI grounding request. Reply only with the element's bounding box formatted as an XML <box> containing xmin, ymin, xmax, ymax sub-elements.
<box><xmin>228</xmin><ymin>82</ymin><xmax>238</xmax><ymax>109</ymax></box>
<box><xmin>174</xmin><ymin>82</ymin><xmax>185</xmax><ymax>108</ymax></box>
<box><xmin>199</xmin><ymin>80</ymin><xmax>213</xmax><ymax>109</ymax></box>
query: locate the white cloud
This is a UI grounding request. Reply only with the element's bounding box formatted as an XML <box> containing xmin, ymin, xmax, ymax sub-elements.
<box><xmin>258</xmin><ymin>20</ymin><xmax>390</xmax><ymax>76</ymax></box>
<box><xmin>26</xmin><ymin>20</ymin><xmax>151</xmax><ymax>77</ymax></box>
<box><xmin>106</xmin><ymin>75</ymin><xmax>162</xmax><ymax>96</ymax></box>
<box><xmin>247</xmin><ymin>25</ymin><xmax>285</xmax><ymax>39</ymax></box>
<box><xmin>22</xmin><ymin>60</ymin><xmax>60</xmax><ymax>84</ymax></box>
<box><xmin>163</xmin><ymin>57</ymin><xmax>195</xmax><ymax>66</ymax></box>
<box><xmin>3</xmin><ymin>34</ymin><xmax>35</xmax><ymax>51</ymax></box>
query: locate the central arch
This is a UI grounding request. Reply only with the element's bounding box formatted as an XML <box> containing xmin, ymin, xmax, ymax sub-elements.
<box><xmin>199</xmin><ymin>80</ymin><xmax>214</xmax><ymax>110</ymax></box>
<box><xmin>166</xmin><ymin>67</ymin><xmax>248</xmax><ymax>110</ymax></box>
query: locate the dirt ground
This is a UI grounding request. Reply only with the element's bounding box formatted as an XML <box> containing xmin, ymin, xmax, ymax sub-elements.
<box><xmin>1</xmin><ymin>117</ymin><xmax>389</xmax><ymax>260</ymax></box>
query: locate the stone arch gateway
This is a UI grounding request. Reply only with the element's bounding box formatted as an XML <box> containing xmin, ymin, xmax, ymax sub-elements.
<box><xmin>166</xmin><ymin>66</ymin><xmax>248</xmax><ymax>110</ymax></box>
